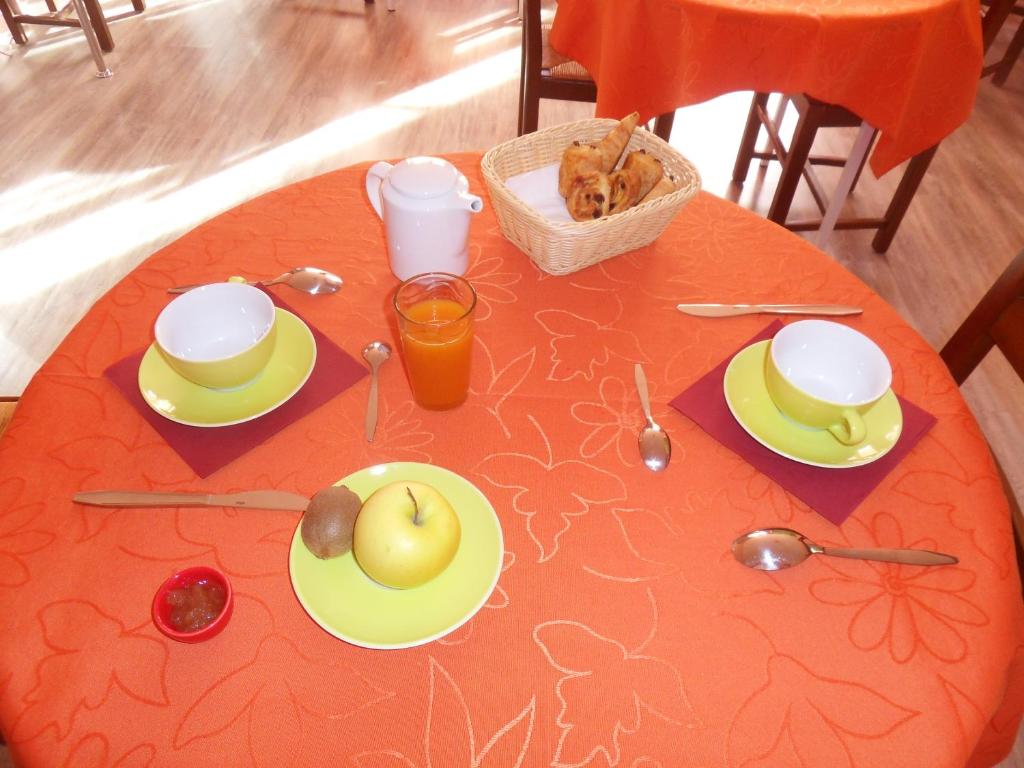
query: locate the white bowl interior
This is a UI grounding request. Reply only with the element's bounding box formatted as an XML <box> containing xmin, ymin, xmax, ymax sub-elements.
<box><xmin>155</xmin><ymin>283</ymin><xmax>275</xmax><ymax>362</ymax></box>
<box><xmin>771</xmin><ymin>320</ymin><xmax>891</xmax><ymax>405</ymax></box>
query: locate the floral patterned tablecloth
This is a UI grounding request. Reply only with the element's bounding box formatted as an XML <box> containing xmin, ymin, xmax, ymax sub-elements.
<box><xmin>0</xmin><ymin>154</ymin><xmax>1021</xmax><ymax>767</ymax></box>
<box><xmin>549</xmin><ymin>0</ymin><xmax>983</xmax><ymax>176</ymax></box>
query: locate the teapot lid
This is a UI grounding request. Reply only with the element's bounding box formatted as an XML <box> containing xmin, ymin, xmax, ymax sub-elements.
<box><xmin>390</xmin><ymin>157</ymin><xmax>459</xmax><ymax>199</ymax></box>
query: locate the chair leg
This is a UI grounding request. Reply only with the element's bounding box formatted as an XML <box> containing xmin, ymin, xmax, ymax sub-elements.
<box><xmin>848</xmin><ymin>127</ymin><xmax>878</xmax><ymax>194</ymax></box>
<box><xmin>517</xmin><ymin>44</ymin><xmax>540</xmax><ymax>135</ymax></box>
<box><xmin>871</xmin><ymin>145</ymin><xmax>938</xmax><ymax>253</ymax></box>
<box><xmin>80</xmin><ymin>0</ymin><xmax>114</xmax><ymax>52</ymax></box>
<box><xmin>767</xmin><ymin>104</ymin><xmax>820</xmax><ymax>224</ymax></box>
<box><xmin>732</xmin><ymin>92</ymin><xmax>770</xmax><ymax>183</ymax></box>
<box><xmin>0</xmin><ymin>0</ymin><xmax>28</xmax><ymax>45</ymax></box>
<box><xmin>517</xmin><ymin>77</ymin><xmax>539</xmax><ymax>135</ymax></box>
<box><xmin>653</xmin><ymin>111</ymin><xmax>675</xmax><ymax>141</ymax></box>
<box><xmin>131</xmin><ymin>0</ymin><xmax>145</xmax><ymax>11</ymax></box>
<box><xmin>993</xmin><ymin>19</ymin><xmax>1024</xmax><ymax>86</ymax></box>
<box><xmin>983</xmin><ymin>0</ymin><xmax>1016</xmax><ymax>52</ymax></box>
<box><xmin>70</xmin><ymin>0</ymin><xmax>111</xmax><ymax>75</ymax></box>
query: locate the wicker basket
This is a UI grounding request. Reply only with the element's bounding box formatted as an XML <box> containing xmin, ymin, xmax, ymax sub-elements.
<box><xmin>481</xmin><ymin>118</ymin><xmax>701</xmax><ymax>275</ymax></box>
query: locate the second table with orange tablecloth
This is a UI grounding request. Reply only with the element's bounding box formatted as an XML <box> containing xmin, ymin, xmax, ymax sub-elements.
<box><xmin>0</xmin><ymin>154</ymin><xmax>1021</xmax><ymax>767</ymax></box>
<box><xmin>549</xmin><ymin>0</ymin><xmax>983</xmax><ymax>176</ymax></box>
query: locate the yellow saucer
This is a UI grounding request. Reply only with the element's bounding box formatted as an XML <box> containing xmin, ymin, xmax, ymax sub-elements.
<box><xmin>723</xmin><ymin>340</ymin><xmax>903</xmax><ymax>469</ymax></box>
<box><xmin>289</xmin><ymin>462</ymin><xmax>504</xmax><ymax>650</ymax></box>
<box><xmin>138</xmin><ymin>308</ymin><xmax>316</xmax><ymax>427</ymax></box>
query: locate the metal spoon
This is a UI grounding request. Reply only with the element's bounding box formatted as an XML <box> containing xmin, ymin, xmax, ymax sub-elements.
<box><xmin>732</xmin><ymin>527</ymin><xmax>958</xmax><ymax>571</ymax></box>
<box><xmin>362</xmin><ymin>341</ymin><xmax>392</xmax><ymax>442</ymax></box>
<box><xmin>633</xmin><ymin>363</ymin><xmax>671</xmax><ymax>472</ymax></box>
<box><xmin>168</xmin><ymin>267</ymin><xmax>343</xmax><ymax>295</ymax></box>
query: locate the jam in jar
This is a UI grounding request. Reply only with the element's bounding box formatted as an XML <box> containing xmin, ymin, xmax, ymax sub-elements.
<box><xmin>164</xmin><ymin>578</ymin><xmax>227</xmax><ymax>633</ymax></box>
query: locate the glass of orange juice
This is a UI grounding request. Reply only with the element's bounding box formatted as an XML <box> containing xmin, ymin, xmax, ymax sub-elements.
<box><xmin>393</xmin><ymin>272</ymin><xmax>477</xmax><ymax>410</ymax></box>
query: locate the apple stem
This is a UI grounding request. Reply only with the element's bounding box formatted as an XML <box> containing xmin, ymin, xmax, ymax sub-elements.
<box><xmin>407</xmin><ymin>487</ymin><xmax>422</xmax><ymax>526</ymax></box>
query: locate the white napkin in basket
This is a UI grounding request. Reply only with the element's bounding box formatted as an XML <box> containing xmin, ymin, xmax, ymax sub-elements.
<box><xmin>503</xmin><ymin>162</ymin><xmax>574</xmax><ymax>223</ymax></box>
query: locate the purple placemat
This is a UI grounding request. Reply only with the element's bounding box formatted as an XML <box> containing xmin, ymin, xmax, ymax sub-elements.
<box><xmin>105</xmin><ymin>293</ymin><xmax>367</xmax><ymax>478</ymax></box>
<box><xmin>670</xmin><ymin>321</ymin><xmax>936</xmax><ymax>525</ymax></box>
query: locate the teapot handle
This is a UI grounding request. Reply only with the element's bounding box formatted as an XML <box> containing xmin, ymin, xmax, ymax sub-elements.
<box><xmin>365</xmin><ymin>161</ymin><xmax>393</xmax><ymax>220</ymax></box>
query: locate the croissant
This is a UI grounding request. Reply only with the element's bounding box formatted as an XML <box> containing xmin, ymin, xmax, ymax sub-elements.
<box><xmin>607</xmin><ymin>168</ymin><xmax>644</xmax><ymax>213</ymax></box>
<box><xmin>565</xmin><ymin>171</ymin><xmax>611</xmax><ymax>221</ymax></box>
<box><xmin>596</xmin><ymin>111</ymin><xmax>640</xmax><ymax>172</ymax></box>
<box><xmin>558</xmin><ymin>141</ymin><xmax>604</xmax><ymax>197</ymax></box>
<box><xmin>638</xmin><ymin>173</ymin><xmax>678</xmax><ymax>204</ymax></box>
<box><xmin>622</xmin><ymin>149</ymin><xmax>664</xmax><ymax>200</ymax></box>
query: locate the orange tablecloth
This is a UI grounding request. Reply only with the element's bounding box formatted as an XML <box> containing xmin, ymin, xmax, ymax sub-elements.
<box><xmin>549</xmin><ymin>0</ymin><xmax>983</xmax><ymax>176</ymax></box>
<box><xmin>1</xmin><ymin>154</ymin><xmax>1022</xmax><ymax>767</ymax></box>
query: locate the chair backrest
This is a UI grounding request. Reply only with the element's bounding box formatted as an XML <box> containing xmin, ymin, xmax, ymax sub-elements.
<box><xmin>940</xmin><ymin>249</ymin><xmax>1024</xmax><ymax>385</ymax></box>
<box><xmin>518</xmin><ymin>0</ymin><xmax>598</xmax><ymax>135</ymax></box>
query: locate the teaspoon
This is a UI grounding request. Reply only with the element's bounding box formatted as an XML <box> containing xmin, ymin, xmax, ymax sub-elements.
<box><xmin>168</xmin><ymin>267</ymin><xmax>343</xmax><ymax>295</ymax></box>
<box><xmin>634</xmin><ymin>363</ymin><xmax>671</xmax><ymax>472</ymax></box>
<box><xmin>362</xmin><ymin>341</ymin><xmax>392</xmax><ymax>442</ymax></box>
<box><xmin>732</xmin><ymin>527</ymin><xmax>958</xmax><ymax>571</ymax></box>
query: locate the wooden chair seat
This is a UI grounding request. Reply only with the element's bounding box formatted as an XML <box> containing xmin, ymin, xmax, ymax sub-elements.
<box><xmin>939</xmin><ymin>250</ymin><xmax>1024</xmax><ymax>590</ymax></box>
<box><xmin>540</xmin><ymin>26</ymin><xmax>590</xmax><ymax>81</ymax></box>
<box><xmin>518</xmin><ymin>0</ymin><xmax>675</xmax><ymax>140</ymax></box>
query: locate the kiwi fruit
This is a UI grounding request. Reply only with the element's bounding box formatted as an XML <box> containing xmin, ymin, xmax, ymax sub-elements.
<box><xmin>300</xmin><ymin>485</ymin><xmax>363</xmax><ymax>559</ymax></box>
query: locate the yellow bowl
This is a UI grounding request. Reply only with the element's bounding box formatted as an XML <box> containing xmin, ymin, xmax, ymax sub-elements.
<box><xmin>154</xmin><ymin>283</ymin><xmax>277</xmax><ymax>390</ymax></box>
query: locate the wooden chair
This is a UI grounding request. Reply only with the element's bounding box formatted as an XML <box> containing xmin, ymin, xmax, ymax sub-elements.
<box><xmin>0</xmin><ymin>397</ymin><xmax>17</xmax><ymax>439</ymax></box>
<box><xmin>939</xmin><ymin>249</ymin><xmax>1024</xmax><ymax>584</ymax></box>
<box><xmin>730</xmin><ymin>93</ymin><xmax>939</xmax><ymax>254</ymax></box>
<box><xmin>0</xmin><ymin>0</ymin><xmax>143</xmax><ymax>54</ymax></box>
<box><xmin>517</xmin><ymin>0</ymin><xmax>675</xmax><ymax>140</ymax></box>
<box><xmin>981</xmin><ymin>0</ymin><xmax>1023</xmax><ymax>85</ymax></box>
<box><xmin>731</xmin><ymin>3</ymin><xmax>1019</xmax><ymax>253</ymax></box>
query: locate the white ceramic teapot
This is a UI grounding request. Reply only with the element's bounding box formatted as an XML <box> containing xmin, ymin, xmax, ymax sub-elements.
<box><xmin>365</xmin><ymin>156</ymin><xmax>484</xmax><ymax>281</ymax></box>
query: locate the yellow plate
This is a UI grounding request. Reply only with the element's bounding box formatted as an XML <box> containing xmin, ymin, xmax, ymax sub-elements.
<box><xmin>138</xmin><ymin>308</ymin><xmax>316</xmax><ymax>427</ymax></box>
<box><xmin>289</xmin><ymin>462</ymin><xmax>504</xmax><ymax>650</ymax></box>
<box><xmin>723</xmin><ymin>340</ymin><xmax>902</xmax><ymax>469</ymax></box>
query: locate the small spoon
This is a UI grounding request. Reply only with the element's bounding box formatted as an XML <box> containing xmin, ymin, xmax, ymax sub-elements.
<box><xmin>633</xmin><ymin>363</ymin><xmax>671</xmax><ymax>472</ymax></box>
<box><xmin>362</xmin><ymin>341</ymin><xmax>392</xmax><ymax>442</ymax></box>
<box><xmin>732</xmin><ymin>527</ymin><xmax>958</xmax><ymax>571</ymax></box>
<box><xmin>168</xmin><ymin>267</ymin><xmax>343</xmax><ymax>295</ymax></box>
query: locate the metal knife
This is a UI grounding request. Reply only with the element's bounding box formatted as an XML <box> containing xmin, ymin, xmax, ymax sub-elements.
<box><xmin>676</xmin><ymin>303</ymin><xmax>863</xmax><ymax>317</ymax></box>
<box><xmin>73</xmin><ymin>490</ymin><xmax>311</xmax><ymax>511</ymax></box>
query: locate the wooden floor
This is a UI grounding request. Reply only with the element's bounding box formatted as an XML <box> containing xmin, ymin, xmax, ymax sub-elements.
<box><xmin>1</xmin><ymin>0</ymin><xmax>1022</xmax><ymax>765</ymax></box>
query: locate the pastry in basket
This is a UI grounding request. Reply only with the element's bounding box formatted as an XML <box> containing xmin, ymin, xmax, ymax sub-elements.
<box><xmin>558</xmin><ymin>141</ymin><xmax>604</xmax><ymax>197</ymax></box>
<box><xmin>639</xmin><ymin>173</ymin><xmax>678</xmax><ymax>204</ymax></box>
<box><xmin>608</xmin><ymin>150</ymin><xmax>665</xmax><ymax>212</ymax></box>
<box><xmin>623</xmin><ymin>149</ymin><xmax>664</xmax><ymax>199</ymax></box>
<box><xmin>607</xmin><ymin>169</ymin><xmax>643</xmax><ymax>213</ymax></box>
<box><xmin>566</xmin><ymin>171</ymin><xmax>611</xmax><ymax>221</ymax></box>
<box><xmin>596</xmin><ymin>111</ymin><xmax>640</xmax><ymax>172</ymax></box>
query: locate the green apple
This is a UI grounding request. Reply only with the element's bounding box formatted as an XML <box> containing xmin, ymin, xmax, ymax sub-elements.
<box><xmin>352</xmin><ymin>481</ymin><xmax>461</xmax><ymax>589</ymax></box>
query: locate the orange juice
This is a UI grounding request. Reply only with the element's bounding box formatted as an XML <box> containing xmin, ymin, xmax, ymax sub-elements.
<box><xmin>399</xmin><ymin>298</ymin><xmax>474</xmax><ymax>410</ymax></box>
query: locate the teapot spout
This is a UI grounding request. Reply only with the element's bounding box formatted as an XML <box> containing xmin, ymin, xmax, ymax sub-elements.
<box><xmin>460</xmin><ymin>192</ymin><xmax>484</xmax><ymax>213</ymax></box>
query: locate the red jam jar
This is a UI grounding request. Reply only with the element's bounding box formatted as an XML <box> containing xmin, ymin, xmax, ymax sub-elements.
<box><xmin>152</xmin><ymin>566</ymin><xmax>233</xmax><ymax>643</ymax></box>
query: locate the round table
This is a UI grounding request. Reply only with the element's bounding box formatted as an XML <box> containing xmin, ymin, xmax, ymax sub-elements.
<box><xmin>0</xmin><ymin>154</ymin><xmax>1021</xmax><ymax>767</ymax></box>
<box><xmin>549</xmin><ymin>0</ymin><xmax>983</xmax><ymax>177</ymax></box>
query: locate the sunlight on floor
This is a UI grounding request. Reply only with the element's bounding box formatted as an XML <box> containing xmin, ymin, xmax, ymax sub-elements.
<box><xmin>439</xmin><ymin>9</ymin><xmax>513</xmax><ymax>37</ymax></box>
<box><xmin>0</xmin><ymin>46</ymin><xmax>521</xmax><ymax>306</ymax></box>
<box><xmin>0</xmin><ymin>167</ymin><xmax>166</xmax><ymax>237</ymax></box>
